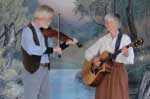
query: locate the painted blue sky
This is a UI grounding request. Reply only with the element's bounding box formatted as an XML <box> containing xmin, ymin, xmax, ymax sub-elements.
<box><xmin>38</xmin><ymin>0</ymin><xmax>91</xmax><ymax>26</ymax></box>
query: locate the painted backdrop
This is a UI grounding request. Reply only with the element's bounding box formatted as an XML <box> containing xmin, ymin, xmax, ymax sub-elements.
<box><xmin>0</xmin><ymin>0</ymin><xmax>150</xmax><ymax>99</ymax></box>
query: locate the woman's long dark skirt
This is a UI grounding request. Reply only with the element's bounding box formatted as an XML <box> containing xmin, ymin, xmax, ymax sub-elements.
<box><xmin>95</xmin><ymin>63</ymin><xmax>129</xmax><ymax>99</ymax></box>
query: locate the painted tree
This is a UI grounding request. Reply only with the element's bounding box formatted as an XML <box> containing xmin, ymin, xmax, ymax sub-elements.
<box><xmin>133</xmin><ymin>0</ymin><xmax>150</xmax><ymax>48</ymax></box>
<box><xmin>126</xmin><ymin>0</ymin><xmax>137</xmax><ymax>41</ymax></box>
<box><xmin>136</xmin><ymin>1</ymin><xmax>150</xmax><ymax>98</ymax></box>
<box><xmin>74</xmin><ymin>0</ymin><xmax>140</xmax><ymax>41</ymax></box>
<box><xmin>138</xmin><ymin>70</ymin><xmax>150</xmax><ymax>99</ymax></box>
<box><xmin>74</xmin><ymin>0</ymin><xmax>114</xmax><ymax>28</ymax></box>
<box><xmin>0</xmin><ymin>0</ymin><xmax>29</xmax><ymax>73</ymax></box>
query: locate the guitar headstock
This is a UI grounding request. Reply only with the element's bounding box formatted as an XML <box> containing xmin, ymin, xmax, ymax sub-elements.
<box><xmin>130</xmin><ymin>38</ymin><xmax>144</xmax><ymax>47</ymax></box>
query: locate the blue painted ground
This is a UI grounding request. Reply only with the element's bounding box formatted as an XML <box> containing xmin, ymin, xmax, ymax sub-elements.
<box><xmin>49</xmin><ymin>69</ymin><xmax>95</xmax><ymax>99</ymax></box>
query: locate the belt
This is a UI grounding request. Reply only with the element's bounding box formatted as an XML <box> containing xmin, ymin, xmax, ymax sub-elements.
<box><xmin>40</xmin><ymin>63</ymin><xmax>49</xmax><ymax>67</ymax></box>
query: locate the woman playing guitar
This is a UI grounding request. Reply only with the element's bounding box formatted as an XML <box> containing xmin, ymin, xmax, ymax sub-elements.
<box><xmin>83</xmin><ymin>13</ymin><xmax>135</xmax><ymax>99</ymax></box>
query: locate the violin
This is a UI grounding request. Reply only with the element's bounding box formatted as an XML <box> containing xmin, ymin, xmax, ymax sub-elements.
<box><xmin>40</xmin><ymin>27</ymin><xmax>82</xmax><ymax>48</ymax></box>
<box><xmin>41</xmin><ymin>13</ymin><xmax>82</xmax><ymax>48</ymax></box>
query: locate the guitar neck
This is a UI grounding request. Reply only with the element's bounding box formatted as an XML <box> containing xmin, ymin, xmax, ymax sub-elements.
<box><xmin>114</xmin><ymin>44</ymin><xmax>130</xmax><ymax>56</ymax></box>
<box><xmin>104</xmin><ymin>44</ymin><xmax>131</xmax><ymax>62</ymax></box>
<box><xmin>101</xmin><ymin>38</ymin><xmax>143</xmax><ymax>62</ymax></box>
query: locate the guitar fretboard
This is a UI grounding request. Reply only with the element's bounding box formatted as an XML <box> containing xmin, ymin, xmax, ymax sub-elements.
<box><xmin>101</xmin><ymin>38</ymin><xmax>144</xmax><ymax>63</ymax></box>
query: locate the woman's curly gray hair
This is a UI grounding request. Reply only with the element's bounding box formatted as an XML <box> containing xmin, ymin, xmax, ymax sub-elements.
<box><xmin>104</xmin><ymin>13</ymin><xmax>122</xmax><ymax>29</ymax></box>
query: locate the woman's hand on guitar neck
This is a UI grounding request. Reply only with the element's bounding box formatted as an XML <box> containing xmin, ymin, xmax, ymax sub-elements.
<box><xmin>121</xmin><ymin>47</ymin><xmax>129</xmax><ymax>57</ymax></box>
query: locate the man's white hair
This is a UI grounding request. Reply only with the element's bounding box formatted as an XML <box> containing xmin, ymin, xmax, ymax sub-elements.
<box><xmin>104</xmin><ymin>13</ymin><xmax>121</xmax><ymax>29</ymax></box>
<box><xmin>34</xmin><ymin>5</ymin><xmax>54</xmax><ymax>19</ymax></box>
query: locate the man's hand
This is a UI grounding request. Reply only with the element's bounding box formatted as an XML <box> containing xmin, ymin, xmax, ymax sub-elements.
<box><xmin>53</xmin><ymin>46</ymin><xmax>62</xmax><ymax>55</ymax></box>
<box><xmin>66</xmin><ymin>38</ymin><xmax>78</xmax><ymax>45</ymax></box>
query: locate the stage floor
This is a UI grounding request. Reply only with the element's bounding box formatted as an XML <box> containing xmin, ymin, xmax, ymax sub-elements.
<box><xmin>49</xmin><ymin>69</ymin><xmax>95</xmax><ymax>99</ymax></box>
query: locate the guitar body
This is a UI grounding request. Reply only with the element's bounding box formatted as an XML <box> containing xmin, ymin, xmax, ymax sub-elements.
<box><xmin>82</xmin><ymin>51</ymin><xmax>113</xmax><ymax>87</ymax></box>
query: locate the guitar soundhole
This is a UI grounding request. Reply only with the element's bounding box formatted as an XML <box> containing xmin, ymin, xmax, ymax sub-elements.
<box><xmin>90</xmin><ymin>63</ymin><xmax>95</xmax><ymax>74</ymax></box>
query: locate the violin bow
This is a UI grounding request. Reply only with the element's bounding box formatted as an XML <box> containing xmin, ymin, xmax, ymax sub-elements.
<box><xmin>57</xmin><ymin>13</ymin><xmax>61</xmax><ymax>57</ymax></box>
<box><xmin>57</xmin><ymin>13</ymin><xmax>60</xmax><ymax>46</ymax></box>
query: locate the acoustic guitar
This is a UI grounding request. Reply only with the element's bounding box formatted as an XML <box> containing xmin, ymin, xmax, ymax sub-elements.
<box><xmin>82</xmin><ymin>38</ymin><xmax>144</xmax><ymax>87</ymax></box>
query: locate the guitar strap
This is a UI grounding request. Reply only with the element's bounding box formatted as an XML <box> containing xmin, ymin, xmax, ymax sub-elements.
<box><xmin>112</xmin><ymin>31</ymin><xmax>123</xmax><ymax>60</ymax></box>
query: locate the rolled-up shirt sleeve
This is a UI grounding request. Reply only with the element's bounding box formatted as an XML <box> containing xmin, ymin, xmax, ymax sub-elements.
<box><xmin>85</xmin><ymin>39</ymin><xmax>101</xmax><ymax>61</ymax></box>
<box><xmin>116</xmin><ymin>35</ymin><xmax>135</xmax><ymax>64</ymax></box>
<box><xmin>21</xmin><ymin>27</ymin><xmax>46</xmax><ymax>56</ymax></box>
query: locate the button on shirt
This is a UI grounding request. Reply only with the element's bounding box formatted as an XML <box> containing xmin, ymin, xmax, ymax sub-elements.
<box><xmin>21</xmin><ymin>22</ymin><xmax>50</xmax><ymax>63</ymax></box>
<box><xmin>85</xmin><ymin>32</ymin><xmax>134</xmax><ymax>64</ymax></box>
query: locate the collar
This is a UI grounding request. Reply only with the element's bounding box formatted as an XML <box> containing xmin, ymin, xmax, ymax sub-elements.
<box><xmin>31</xmin><ymin>21</ymin><xmax>42</xmax><ymax>34</ymax></box>
<box><xmin>108</xmin><ymin>30</ymin><xmax>119</xmax><ymax>39</ymax></box>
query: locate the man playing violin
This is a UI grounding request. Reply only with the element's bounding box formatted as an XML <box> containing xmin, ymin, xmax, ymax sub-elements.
<box><xmin>21</xmin><ymin>5</ymin><xmax>78</xmax><ymax>99</ymax></box>
<box><xmin>85</xmin><ymin>13</ymin><xmax>134</xmax><ymax>99</ymax></box>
